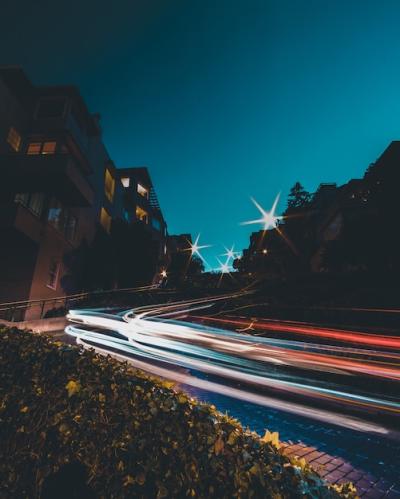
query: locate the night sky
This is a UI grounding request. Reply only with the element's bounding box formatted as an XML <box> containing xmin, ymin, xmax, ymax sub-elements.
<box><xmin>2</xmin><ymin>0</ymin><xmax>400</xmax><ymax>269</ymax></box>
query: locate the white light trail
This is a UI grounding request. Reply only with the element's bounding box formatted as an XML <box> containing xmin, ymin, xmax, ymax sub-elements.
<box><xmin>65</xmin><ymin>295</ymin><xmax>400</xmax><ymax>439</ymax></box>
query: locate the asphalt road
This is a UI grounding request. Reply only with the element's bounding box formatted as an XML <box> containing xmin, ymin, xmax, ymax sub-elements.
<box><xmin>53</xmin><ymin>293</ymin><xmax>400</xmax><ymax>493</ymax></box>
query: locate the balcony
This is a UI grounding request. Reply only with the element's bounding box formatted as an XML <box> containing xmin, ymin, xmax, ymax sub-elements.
<box><xmin>32</xmin><ymin>113</ymin><xmax>91</xmax><ymax>171</ymax></box>
<box><xmin>0</xmin><ymin>154</ymin><xmax>94</xmax><ymax>206</ymax></box>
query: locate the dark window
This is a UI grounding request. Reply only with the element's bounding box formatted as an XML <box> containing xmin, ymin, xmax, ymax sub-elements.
<box><xmin>65</xmin><ymin>214</ymin><xmax>78</xmax><ymax>242</ymax></box>
<box><xmin>48</xmin><ymin>198</ymin><xmax>78</xmax><ymax>242</ymax></box>
<box><xmin>28</xmin><ymin>193</ymin><xmax>44</xmax><ymax>217</ymax></box>
<box><xmin>152</xmin><ymin>217</ymin><xmax>161</xmax><ymax>231</ymax></box>
<box><xmin>47</xmin><ymin>259</ymin><xmax>60</xmax><ymax>289</ymax></box>
<box><xmin>15</xmin><ymin>192</ymin><xmax>44</xmax><ymax>217</ymax></box>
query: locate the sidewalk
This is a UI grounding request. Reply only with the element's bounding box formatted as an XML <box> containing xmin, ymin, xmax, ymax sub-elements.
<box><xmin>282</xmin><ymin>442</ymin><xmax>400</xmax><ymax>498</ymax></box>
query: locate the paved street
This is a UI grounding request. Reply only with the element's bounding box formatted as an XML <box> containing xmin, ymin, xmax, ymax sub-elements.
<box><xmin>53</xmin><ymin>297</ymin><xmax>400</xmax><ymax>497</ymax></box>
<box><xmin>184</xmin><ymin>376</ymin><xmax>400</xmax><ymax>498</ymax></box>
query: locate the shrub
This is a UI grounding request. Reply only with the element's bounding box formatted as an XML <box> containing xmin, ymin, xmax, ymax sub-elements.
<box><xmin>0</xmin><ymin>327</ymin><xmax>356</xmax><ymax>498</ymax></box>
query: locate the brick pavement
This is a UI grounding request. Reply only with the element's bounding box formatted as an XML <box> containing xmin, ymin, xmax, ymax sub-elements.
<box><xmin>282</xmin><ymin>442</ymin><xmax>400</xmax><ymax>498</ymax></box>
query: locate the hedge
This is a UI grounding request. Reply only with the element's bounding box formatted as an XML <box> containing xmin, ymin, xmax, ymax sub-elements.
<box><xmin>0</xmin><ymin>327</ymin><xmax>357</xmax><ymax>498</ymax></box>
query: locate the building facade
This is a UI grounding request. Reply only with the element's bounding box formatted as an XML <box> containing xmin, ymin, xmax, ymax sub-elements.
<box><xmin>117</xmin><ymin>167</ymin><xmax>169</xmax><ymax>281</ymax></box>
<box><xmin>0</xmin><ymin>67</ymin><xmax>167</xmax><ymax>319</ymax></box>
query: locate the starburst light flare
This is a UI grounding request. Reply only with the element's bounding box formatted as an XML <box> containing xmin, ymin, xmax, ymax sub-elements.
<box><xmin>216</xmin><ymin>257</ymin><xmax>231</xmax><ymax>274</ymax></box>
<box><xmin>241</xmin><ymin>193</ymin><xmax>284</xmax><ymax>231</ymax></box>
<box><xmin>221</xmin><ymin>244</ymin><xmax>239</xmax><ymax>260</ymax></box>
<box><xmin>184</xmin><ymin>234</ymin><xmax>212</xmax><ymax>268</ymax></box>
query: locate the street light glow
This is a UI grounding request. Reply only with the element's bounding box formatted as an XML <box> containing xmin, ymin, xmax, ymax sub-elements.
<box><xmin>221</xmin><ymin>244</ymin><xmax>239</xmax><ymax>260</ymax></box>
<box><xmin>186</xmin><ymin>234</ymin><xmax>211</xmax><ymax>256</ymax></box>
<box><xmin>217</xmin><ymin>257</ymin><xmax>231</xmax><ymax>274</ymax></box>
<box><xmin>241</xmin><ymin>193</ymin><xmax>284</xmax><ymax>231</ymax></box>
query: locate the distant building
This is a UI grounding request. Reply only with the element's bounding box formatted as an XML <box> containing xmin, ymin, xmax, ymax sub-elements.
<box><xmin>0</xmin><ymin>67</ymin><xmax>167</xmax><ymax>319</ymax></box>
<box><xmin>310</xmin><ymin>179</ymin><xmax>366</xmax><ymax>271</ymax></box>
<box><xmin>167</xmin><ymin>234</ymin><xmax>192</xmax><ymax>254</ymax></box>
<box><xmin>236</xmin><ymin>179</ymin><xmax>368</xmax><ymax>277</ymax></box>
<box><xmin>235</xmin><ymin>228</ymin><xmax>288</xmax><ymax>278</ymax></box>
<box><xmin>165</xmin><ymin>234</ymin><xmax>201</xmax><ymax>286</ymax></box>
<box><xmin>117</xmin><ymin>167</ymin><xmax>169</xmax><ymax>279</ymax></box>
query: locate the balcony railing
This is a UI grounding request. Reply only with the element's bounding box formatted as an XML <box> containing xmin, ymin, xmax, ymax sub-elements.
<box><xmin>32</xmin><ymin>112</ymin><xmax>90</xmax><ymax>165</ymax></box>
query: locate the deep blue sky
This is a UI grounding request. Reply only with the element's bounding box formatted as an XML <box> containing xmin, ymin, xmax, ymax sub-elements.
<box><xmin>2</xmin><ymin>0</ymin><xmax>400</xmax><ymax>269</ymax></box>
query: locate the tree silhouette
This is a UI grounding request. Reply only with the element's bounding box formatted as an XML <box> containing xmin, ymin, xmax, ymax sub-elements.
<box><xmin>167</xmin><ymin>251</ymin><xmax>204</xmax><ymax>288</ymax></box>
<box><xmin>286</xmin><ymin>182</ymin><xmax>311</xmax><ymax>211</ymax></box>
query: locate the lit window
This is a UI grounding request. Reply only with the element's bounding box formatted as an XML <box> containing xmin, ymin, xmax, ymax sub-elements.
<box><xmin>123</xmin><ymin>209</ymin><xmax>130</xmax><ymax>222</ymax></box>
<box><xmin>137</xmin><ymin>183</ymin><xmax>149</xmax><ymax>199</ymax></box>
<box><xmin>100</xmin><ymin>207</ymin><xmax>112</xmax><ymax>233</ymax></box>
<box><xmin>136</xmin><ymin>206</ymin><xmax>148</xmax><ymax>224</ymax></box>
<box><xmin>27</xmin><ymin>142</ymin><xmax>41</xmax><ymax>155</ymax></box>
<box><xmin>47</xmin><ymin>259</ymin><xmax>60</xmax><ymax>290</ymax></box>
<box><xmin>42</xmin><ymin>141</ymin><xmax>57</xmax><ymax>154</ymax></box>
<box><xmin>104</xmin><ymin>168</ymin><xmax>115</xmax><ymax>202</ymax></box>
<box><xmin>48</xmin><ymin>198</ymin><xmax>64</xmax><ymax>232</ymax></box>
<box><xmin>121</xmin><ymin>177</ymin><xmax>130</xmax><ymax>188</ymax></box>
<box><xmin>7</xmin><ymin>127</ymin><xmax>21</xmax><ymax>151</ymax></box>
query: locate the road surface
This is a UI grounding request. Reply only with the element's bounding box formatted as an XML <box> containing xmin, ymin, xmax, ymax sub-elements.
<box><xmin>63</xmin><ymin>293</ymin><xmax>400</xmax><ymax>496</ymax></box>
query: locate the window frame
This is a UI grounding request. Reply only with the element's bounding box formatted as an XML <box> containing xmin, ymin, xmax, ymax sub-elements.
<box><xmin>41</xmin><ymin>141</ymin><xmax>57</xmax><ymax>154</ymax></box>
<box><xmin>136</xmin><ymin>206</ymin><xmax>149</xmax><ymax>224</ymax></box>
<box><xmin>104</xmin><ymin>168</ymin><xmax>115</xmax><ymax>202</ymax></box>
<box><xmin>47</xmin><ymin>197</ymin><xmax>78</xmax><ymax>242</ymax></box>
<box><xmin>7</xmin><ymin>126</ymin><xmax>22</xmax><ymax>152</ymax></box>
<box><xmin>26</xmin><ymin>140</ymin><xmax>57</xmax><ymax>155</ymax></box>
<box><xmin>46</xmin><ymin>259</ymin><xmax>60</xmax><ymax>290</ymax></box>
<box><xmin>100</xmin><ymin>206</ymin><xmax>112</xmax><ymax>233</ymax></box>
<box><xmin>137</xmin><ymin>183</ymin><xmax>149</xmax><ymax>199</ymax></box>
<box><xmin>14</xmin><ymin>192</ymin><xmax>44</xmax><ymax>218</ymax></box>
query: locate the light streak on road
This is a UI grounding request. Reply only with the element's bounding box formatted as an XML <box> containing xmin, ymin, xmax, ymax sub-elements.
<box><xmin>194</xmin><ymin>315</ymin><xmax>400</xmax><ymax>350</ymax></box>
<box><xmin>65</xmin><ymin>294</ymin><xmax>400</xmax><ymax>439</ymax></box>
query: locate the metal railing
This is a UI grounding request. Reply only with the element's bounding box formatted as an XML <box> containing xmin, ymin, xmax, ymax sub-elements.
<box><xmin>0</xmin><ymin>284</ymin><xmax>159</xmax><ymax>322</ymax></box>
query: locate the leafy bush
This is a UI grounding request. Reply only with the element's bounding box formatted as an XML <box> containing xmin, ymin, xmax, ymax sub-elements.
<box><xmin>0</xmin><ymin>327</ymin><xmax>356</xmax><ymax>498</ymax></box>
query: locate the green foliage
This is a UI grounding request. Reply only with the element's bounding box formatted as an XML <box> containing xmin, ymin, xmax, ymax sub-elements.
<box><xmin>0</xmin><ymin>328</ymin><xmax>355</xmax><ymax>498</ymax></box>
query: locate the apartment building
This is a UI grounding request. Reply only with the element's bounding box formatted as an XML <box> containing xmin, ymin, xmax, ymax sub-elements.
<box><xmin>117</xmin><ymin>167</ymin><xmax>169</xmax><ymax>279</ymax></box>
<box><xmin>0</xmin><ymin>67</ymin><xmax>166</xmax><ymax>318</ymax></box>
